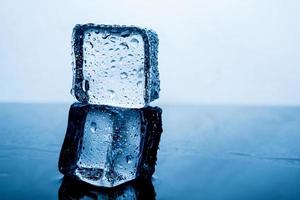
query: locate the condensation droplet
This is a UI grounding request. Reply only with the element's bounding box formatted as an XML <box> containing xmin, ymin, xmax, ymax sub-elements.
<box><xmin>119</xmin><ymin>42</ymin><xmax>129</xmax><ymax>50</ymax></box>
<box><xmin>126</xmin><ymin>155</ymin><xmax>133</xmax><ymax>164</ymax></box>
<box><xmin>120</xmin><ymin>72</ymin><xmax>128</xmax><ymax>79</ymax></box>
<box><xmin>137</xmin><ymin>81</ymin><xmax>143</xmax><ymax>88</ymax></box>
<box><xmin>89</xmin><ymin>41</ymin><xmax>94</xmax><ymax>48</ymax></box>
<box><xmin>130</xmin><ymin>38</ymin><xmax>139</xmax><ymax>48</ymax></box>
<box><xmin>110</xmin><ymin>36</ymin><xmax>117</xmax><ymax>43</ymax></box>
<box><xmin>102</xmin><ymin>33</ymin><xmax>110</xmax><ymax>39</ymax></box>
<box><xmin>70</xmin><ymin>88</ymin><xmax>74</xmax><ymax>95</ymax></box>
<box><xmin>111</xmin><ymin>65</ymin><xmax>116</xmax><ymax>70</ymax></box>
<box><xmin>82</xmin><ymin>80</ymin><xmax>89</xmax><ymax>92</ymax></box>
<box><xmin>107</xmin><ymin>89</ymin><xmax>115</xmax><ymax>99</ymax></box>
<box><xmin>90</xmin><ymin>122</ymin><xmax>97</xmax><ymax>133</ymax></box>
<box><xmin>138</xmin><ymin>68</ymin><xmax>144</xmax><ymax>78</ymax></box>
<box><xmin>120</xmin><ymin>30</ymin><xmax>131</xmax><ymax>37</ymax></box>
<box><xmin>131</xmin><ymin>69</ymin><xmax>137</xmax><ymax>75</ymax></box>
<box><xmin>138</xmin><ymin>67</ymin><xmax>144</xmax><ymax>73</ymax></box>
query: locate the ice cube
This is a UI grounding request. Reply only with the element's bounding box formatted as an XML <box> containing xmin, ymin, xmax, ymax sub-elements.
<box><xmin>71</xmin><ymin>24</ymin><xmax>160</xmax><ymax>108</ymax></box>
<box><xmin>58</xmin><ymin>103</ymin><xmax>162</xmax><ymax>187</ymax></box>
<box><xmin>59</xmin><ymin>177</ymin><xmax>155</xmax><ymax>200</ymax></box>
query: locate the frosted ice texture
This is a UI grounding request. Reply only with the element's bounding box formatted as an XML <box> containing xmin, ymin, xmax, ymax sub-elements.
<box><xmin>71</xmin><ymin>24</ymin><xmax>160</xmax><ymax>108</ymax></box>
<box><xmin>58</xmin><ymin>103</ymin><xmax>162</xmax><ymax>187</ymax></box>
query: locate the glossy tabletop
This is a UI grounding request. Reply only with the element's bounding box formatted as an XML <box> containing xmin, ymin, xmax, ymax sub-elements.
<box><xmin>1</xmin><ymin>103</ymin><xmax>300</xmax><ymax>199</ymax></box>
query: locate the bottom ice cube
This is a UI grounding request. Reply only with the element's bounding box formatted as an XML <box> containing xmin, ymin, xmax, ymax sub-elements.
<box><xmin>58</xmin><ymin>103</ymin><xmax>162</xmax><ymax>187</ymax></box>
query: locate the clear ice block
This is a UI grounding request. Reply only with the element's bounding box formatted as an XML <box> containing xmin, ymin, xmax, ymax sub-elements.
<box><xmin>71</xmin><ymin>24</ymin><xmax>160</xmax><ymax>108</ymax></box>
<box><xmin>58</xmin><ymin>103</ymin><xmax>162</xmax><ymax>187</ymax></box>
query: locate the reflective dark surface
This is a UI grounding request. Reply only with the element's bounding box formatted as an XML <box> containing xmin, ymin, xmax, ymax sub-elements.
<box><xmin>59</xmin><ymin>177</ymin><xmax>155</xmax><ymax>200</ymax></box>
<box><xmin>1</xmin><ymin>103</ymin><xmax>300</xmax><ymax>199</ymax></box>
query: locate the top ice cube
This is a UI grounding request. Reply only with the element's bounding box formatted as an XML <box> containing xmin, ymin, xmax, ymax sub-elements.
<box><xmin>71</xmin><ymin>24</ymin><xmax>160</xmax><ymax>108</ymax></box>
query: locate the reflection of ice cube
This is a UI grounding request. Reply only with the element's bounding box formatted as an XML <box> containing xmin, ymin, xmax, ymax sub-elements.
<box><xmin>58</xmin><ymin>103</ymin><xmax>162</xmax><ymax>187</ymax></box>
<box><xmin>71</xmin><ymin>24</ymin><xmax>160</xmax><ymax>108</ymax></box>
<box><xmin>59</xmin><ymin>176</ymin><xmax>155</xmax><ymax>200</ymax></box>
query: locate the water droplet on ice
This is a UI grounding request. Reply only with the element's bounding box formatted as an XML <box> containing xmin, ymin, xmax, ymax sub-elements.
<box><xmin>120</xmin><ymin>72</ymin><xmax>128</xmax><ymax>79</ymax></box>
<box><xmin>119</xmin><ymin>42</ymin><xmax>129</xmax><ymax>49</ymax></box>
<box><xmin>130</xmin><ymin>38</ymin><xmax>139</xmax><ymax>48</ymax></box>
<box><xmin>138</xmin><ymin>68</ymin><xmax>144</xmax><ymax>78</ymax></box>
<box><xmin>90</xmin><ymin>122</ymin><xmax>97</xmax><ymax>133</ymax></box>
<box><xmin>89</xmin><ymin>41</ymin><xmax>94</xmax><ymax>48</ymax></box>
<box><xmin>132</xmin><ymin>69</ymin><xmax>137</xmax><ymax>75</ymax></box>
<box><xmin>82</xmin><ymin>80</ymin><xmax>89</xmax><ymax>92</ymax></box>
<box><xmin>126</xmin><ymin>155</ymin><xmax>133</xmax><ymax>164</ymax></box>
<box><xmin>111</xmin><ymin>65</ymin><xmax>116</xmax><ymax>70</ymax></box>
<box><xmin>110</xmin><ymin>36</ymin><xmax>117</xmax><ymax>43</ymax></box>
<box><xmin>102</xmin><ymin>33</ymin><xmax>110</xmax><ymax>39</ymax></box>
<box><xmin>120</xmin><ymin>30</ymin><xmax>131</xmax><ymax>37</ymax></box>
<box><xmin>137</xmin><ymin>81</ymin><xmax>143</xmax><ymax>88</ymax></box>
<box><xmin>107</xmin><ymin>89</ymin><xmax>116</xmax><ymax>99</ymax></box>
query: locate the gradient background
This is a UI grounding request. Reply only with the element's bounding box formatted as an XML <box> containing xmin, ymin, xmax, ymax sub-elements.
<box><xmin>1</xmin><ymin>0</ymin><xmax>299</xmax><ymax>105</ymax></box>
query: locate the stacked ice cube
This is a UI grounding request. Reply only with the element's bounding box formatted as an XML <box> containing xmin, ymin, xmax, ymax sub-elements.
<box><xmin>59</xmin><ymin>24</ymin><xmax>162</xmax><ymax>188</ymax></box>
<box><xmin>70</xmin><ymin>24</ymin><xmax>160</xmax><ymax>108</ymax></box>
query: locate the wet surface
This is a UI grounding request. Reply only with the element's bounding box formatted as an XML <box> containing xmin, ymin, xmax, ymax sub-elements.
<box><xmin>1</xmin><ymin>103</ymin><xmax>300</xmax><ymax>199</ymax></box>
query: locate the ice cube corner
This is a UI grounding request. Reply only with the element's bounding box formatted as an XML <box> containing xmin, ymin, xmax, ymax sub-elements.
<box><xmin>71</xmin><ymin>24</ymin><xmax>160</xmax><ymax>108</ymax></box>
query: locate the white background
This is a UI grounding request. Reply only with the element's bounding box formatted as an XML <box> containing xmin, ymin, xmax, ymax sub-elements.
<box><xmin>1</xmin><ymin>0</ymin><xmax>299</xmax><ymax>105</ymax></box>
